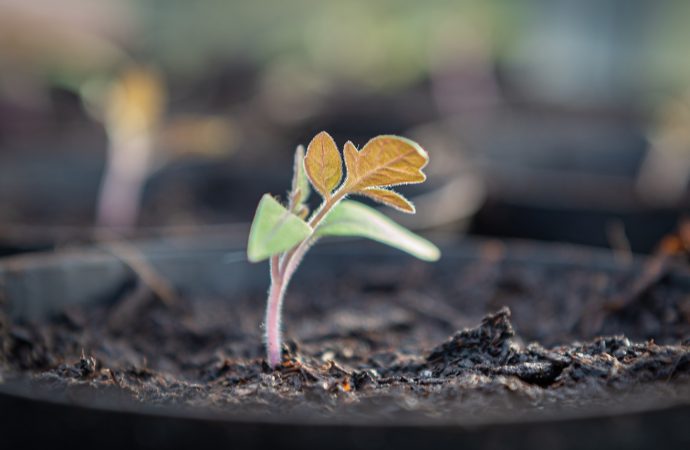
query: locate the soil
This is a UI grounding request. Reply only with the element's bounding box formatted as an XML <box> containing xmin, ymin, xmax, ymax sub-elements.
<box><xmin>1</xmin><ymin>243</ymin><xmax>690</xmax><ymax>424</ymax></box>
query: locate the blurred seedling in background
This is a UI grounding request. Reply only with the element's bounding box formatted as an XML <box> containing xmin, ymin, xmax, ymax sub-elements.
<box><xmin>247</xmin><ymin>131</ymin><xmax>441</xmax><ymax>368</ymax></box>
<box><xmin>81</xmin><ymin>65</ymin><xmax>237</xmax><ymax>229</ymax></box>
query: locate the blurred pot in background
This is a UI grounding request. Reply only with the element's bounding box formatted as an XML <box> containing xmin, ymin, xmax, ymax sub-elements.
<box><xmin>424</xmin><ymin>0</ymin><xmax>690</xmax><ymax>253</ymax></box>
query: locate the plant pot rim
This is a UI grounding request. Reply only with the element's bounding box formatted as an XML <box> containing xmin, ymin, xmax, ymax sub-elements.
<box><xmin>1</xmin><ymin>236</ymin><xmax>689</xmax><ymax>432</ymax></box>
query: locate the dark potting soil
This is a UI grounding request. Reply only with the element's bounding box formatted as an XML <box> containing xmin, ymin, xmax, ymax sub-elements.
<box><xmin>2</xmin><ymin>243</ymin><xmax>690</xmax><ymax>424</ymax></box>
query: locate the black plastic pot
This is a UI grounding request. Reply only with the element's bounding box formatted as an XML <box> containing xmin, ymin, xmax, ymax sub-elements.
<box><xmin>1</xmin><ymin>236</ymin><xmax>689</xmax><ymax>449</ymax></box>
<box><xmin>0</xmin><ymin>152</ymin><xmax>477</xmax><ymax>257</ymax></box>
<box><xmin>455</xmin><ymin>106</ymin><xmax>689</xmax><ymax>253</ymax></box>
<box><xmin>0</xmin><ymin>148</ymin><xmax>288</xmax><ymax>257</ymax></box>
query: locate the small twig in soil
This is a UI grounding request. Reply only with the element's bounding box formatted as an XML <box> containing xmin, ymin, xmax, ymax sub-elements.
<box><xmin>99</xmin><ymin>238</ymin><xmax>181</xmax><ymax>308</ymax></box>
<box><xmin>579</xmin><ymin>254</ymin><xmax>671</xmax><ymax>337</ymax></box>
<box><xmin>580</xmin><ymin>218</ymin><xmax>690</xmax><ymax>336</ymax></box>
<box><xmin>605</xmin><ymin>255</ymin><xmax>671</xmax><ymax>313</ymax></box>
<box><xmin>606</xmin><ymin>219</ymin><xmax>633</xmax><ymax>266</ymax></box>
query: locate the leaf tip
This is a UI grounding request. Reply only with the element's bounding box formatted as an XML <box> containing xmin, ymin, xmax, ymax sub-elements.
<box><xmin>314</xmin><ymin>130</ymin><xmax>333</xmax><ymax>140</ymax></box>
<box><xmin>246</xmin><ymin>231</ymin><xmax>265</xmax><ymax>263</ymax></box>
<box><xmin>423</xmin><ymin>244</ymin><xmax>442</xmax><ymax>262</ymax></box>
<box><xmin>402</xmin><ymin>203</ymin><xmax>416</xmax><ymax>214</ymax></box>
<box><xmin>246</xmin><ymin>247</ymin><xmax>263</xmax><ymax>263</ymax></box>
<box><xmin>360</xmin><ymin>188</ymin><xmax>416</xmax><ymax>214</ymax></box>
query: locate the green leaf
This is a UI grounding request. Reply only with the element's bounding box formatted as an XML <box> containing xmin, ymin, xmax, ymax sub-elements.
<box><xmin>290</xmin><ymin>144</ymin><xmax>310</xmax><ymax>209</ymax></box>
<box><xmin>316</xmin><ymin>200</ymin><xmax>440</xmax><ymax>262</ymax></box>
<box><xmin>247</xmin><ymin>194</ymin><xmax>313</xmax><ymax>262</ymax></box>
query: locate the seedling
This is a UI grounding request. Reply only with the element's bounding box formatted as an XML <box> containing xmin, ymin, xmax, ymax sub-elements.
<box><xmin>83</xmin><ymin>65</ymin><xmax>236</xmax><ymax>229</ymax></box>
<box><xmin>95</xmin><ymin>66</ymin><xmax>166</xmax><ymax>229</ymax></box>
<box><xmin>247</xmin><ymin>131</ymin><xmax>441</xmax><ymax>367</ymax></box>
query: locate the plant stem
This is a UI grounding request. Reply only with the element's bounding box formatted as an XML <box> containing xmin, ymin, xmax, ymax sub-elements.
<box><xmin>265</xmin><ymin>255</ymin><xmax>286</xmax><ymax>367</ymax></box>
<box><xmin>96</xmin><ymin>132</ymin><xmax>153</xmax><ymax>229</ymax></box>
<box><xmin>279</xmin><ymin>189</ymin><xmax>346</xmax><ymax>274</ymax></box>
<box><xmin>264</xmin><ymin>188</ymin><xmax>347</xmax><ymax>367</ymax></box>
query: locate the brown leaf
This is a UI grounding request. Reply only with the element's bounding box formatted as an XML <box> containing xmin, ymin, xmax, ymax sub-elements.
<box><xmin>360</xmin><ymin>188</ymin><xmax>415</xmax><ymax>213</ymax></box>
<box><xmin>304</xmin><ymin>131</ymin><xmax>343</xmax><ymax>198</ymax></box>
<box><xmin>344</xmin><ymin>135</ymin><xmax>428</xmax><ymax>191</ymax></box>
<box><xmin>343</xmin><ymin>140</ymin><xmax>359</xmax><ymax>180</ymax></box>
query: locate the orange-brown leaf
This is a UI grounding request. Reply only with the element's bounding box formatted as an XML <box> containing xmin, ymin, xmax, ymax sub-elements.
<box><xmin>344</xmin><ymin>135</ymin><xmax>428</xmax><ymax>191</ymax></box>
<box><xmin>343</xmin><ymin>140</ymin><xmax>359</xmax><ymax>180</ymax></box>
<box><xmin>360</xmin><ymin>188</ymin><xmax>415</xmax><ymax>213</ymax></box>
<box><xmin>304</xmin><ymin>131</ymin><xmax>343</xmax><ymax>198</ymax></box>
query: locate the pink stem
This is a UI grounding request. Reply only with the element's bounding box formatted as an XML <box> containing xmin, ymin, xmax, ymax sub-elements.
<box><xmin>96</xmin><ymin>132</ymin><xmax>152</xmax><ymax>229</ymax></box>
<box><xmin>265</xmin><ymin>256</ymin><xmax>285</xmax><ymax>367</ymax></box>
<box><xmin>96</xmin><ymin>166</ymin><xmax>145</xmax><ymax>229</ymax></box>
<box><xmin>265</xmin><ymin>281</ymin><xmax>286</xmax><ymax>367</ymax></box>
<box><xmin>263</xmin><ymin>189</ymin><xmax>347</xmax><ymax>368</ymax></box>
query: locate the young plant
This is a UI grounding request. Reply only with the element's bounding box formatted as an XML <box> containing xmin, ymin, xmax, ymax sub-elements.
<box><xmin>84</xmin><ymin>64</ymin><xmax>236</xmax><ymax>229</ymax></box>
<box><xmin>247</xmin><ymin>131</ymin><xmax>441</xmax><ymax>368</ymax></box>
<box><xmin>94</xmin><ymin>66</ymin><xmax>167</xmax><ymax>229</ymax></box>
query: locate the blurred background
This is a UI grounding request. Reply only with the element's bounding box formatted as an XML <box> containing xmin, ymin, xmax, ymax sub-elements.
<box><xmin>0</xmin><ymin>0</ymin><xmax>689</xmax><ymax>255</ymax></box>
